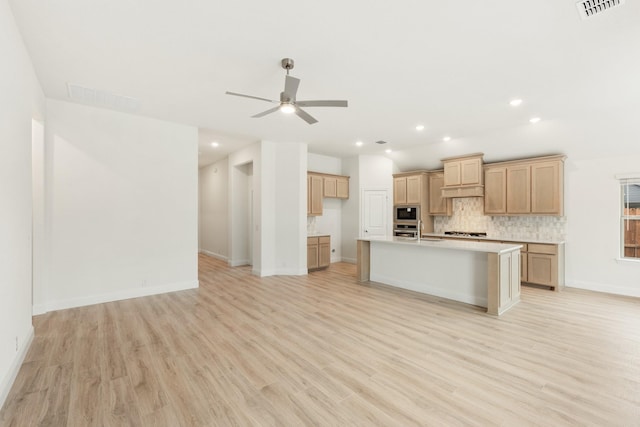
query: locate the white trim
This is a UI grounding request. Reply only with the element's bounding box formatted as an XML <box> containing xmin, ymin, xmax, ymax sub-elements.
<box><xmin>32</xmin><ymin>280</ymin><xmax>199</xmax><ymax>314</ymax></box>
<box><xmin>616</xmin><ymin>257</ymin><xmax>640</xmax><ymax>265</ymax></box>
<box><xmin>341</xmin><ymin>257</ymin><xmax>357</xmax><ymax>264</ymax></box>
<box><xmin>0</xmin><ymin>326</ymin><xmax>34</xmax><ymax>409</ymax></box>
<box><xmin>614</xmin><ymin>173</ymin><xmax>640</xmax><ymax>180</ymax></box>
<box><xmin>228</xmin><ymin>259</ymin><xmax>250</xmax><ymax>267</ymax></box>
<box><xmin>199</xmin><ymin>249</ymin><xmax>228</xmax><ymax>261</ymax></box>
<box><xmin>255</xmin><ymin>268</ymin><xmax>308</xmax><ymax>277</ymax></box>
<box><xmin>566</xmin><ymin>279</ymin><xmax>640</xmax><ymax>298</ymax></box>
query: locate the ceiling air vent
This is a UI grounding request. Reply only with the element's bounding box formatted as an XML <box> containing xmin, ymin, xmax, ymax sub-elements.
<box><xmin>576</xmin><ymin>0</ymin><xmax>625</xmax><ymax>19</ymax></box>
<box><xmin>67</xmin><ymin>83</ymin><xmax>140</xmax><ymax>112</ymax></box>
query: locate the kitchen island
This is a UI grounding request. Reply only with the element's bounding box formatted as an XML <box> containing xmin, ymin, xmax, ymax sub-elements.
<box><xmin>357</xmin><ymin>237</ymin><xmax>522</xmax><ymax>316</ymax></box>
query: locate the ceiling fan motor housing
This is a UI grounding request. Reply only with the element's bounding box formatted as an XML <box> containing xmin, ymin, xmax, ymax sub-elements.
<box><xmin>281</xmin><ymin>58</ymin><xmax>294</xmax><ymax>71</ymax></box>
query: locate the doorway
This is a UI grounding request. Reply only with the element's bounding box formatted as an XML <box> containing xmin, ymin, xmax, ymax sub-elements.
<box><xmin>232</xmin><ymin>162</ymin><xmax>254</xmax><ymax>267</ymax></box>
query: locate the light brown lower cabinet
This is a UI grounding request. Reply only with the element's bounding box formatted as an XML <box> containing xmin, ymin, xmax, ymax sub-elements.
<box><xmin>504</xmin><ymin>241</ymin><xmax>564</xmax><ymax>291</ymax></box>
<box><xmin>440</xmin><ymin>237</ymin><xmax>564</xmax><ymax>291</ymax></box>
<box><xmin>308</xmin><ymin>236</ymin><xmax>330</xmax><ymax>271</ymax></box>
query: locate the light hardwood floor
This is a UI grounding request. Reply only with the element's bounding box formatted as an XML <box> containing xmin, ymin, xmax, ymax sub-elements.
<box><xmin>1</xmin><ymin>254</ymin><xmax>639</xmax><ymax>426</ymax></box>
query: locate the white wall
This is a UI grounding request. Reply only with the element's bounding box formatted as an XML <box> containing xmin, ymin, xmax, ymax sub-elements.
<box><xmin>271</xmin><ymin>142</ymin><xmax>307</xmax><ymax>275</ymax></box>
<box><xmin>0</xmin><ymin>0</ymin><xmax>44</xmax><ymax>407</ymax></box>
<box><xmin>198</xmin><ymin>159</ymin><xmax>229</xmax><ymax>260</ymax></box>
<box><xmin>228</xmin><ymin>141</ymin><xmax>307</xmax><ymax>276</ymax></box>
<box><xmin>37</xmin><ymin>99</ymin><xmax>199</xmax><ymax>313</ymax></box>
<box><xmin>565</xmin><ymin>156</ymin><xmax>640</xmax><ymax>297</ymax></box>
<box><xmin>341</xmin><ymin>157</ymin><xmax>360</xmax><ymax>263</ymax></box>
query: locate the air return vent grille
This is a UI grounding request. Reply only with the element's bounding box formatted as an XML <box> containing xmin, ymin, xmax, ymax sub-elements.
<box><xmin>576</xmin><ymin>0</ymin><xmax>625</xmax><ymax>19</ymax></box>
<box><xmin>67</xmin><ymin>83</ymin><xmax>140</xmax><ymax>112</ymax></box>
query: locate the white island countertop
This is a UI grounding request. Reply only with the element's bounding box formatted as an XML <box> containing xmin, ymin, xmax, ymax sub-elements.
<box><xmin>361</xmin><ymin>236</ymin><xmax>522</xmax><ymax>255</ymax></box>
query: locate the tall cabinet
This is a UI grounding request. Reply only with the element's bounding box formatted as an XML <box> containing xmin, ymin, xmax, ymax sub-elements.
<box><xmin>392</xmin><ymin>171</ymin><xmax>433</xmax><ymax>233</ymax></box>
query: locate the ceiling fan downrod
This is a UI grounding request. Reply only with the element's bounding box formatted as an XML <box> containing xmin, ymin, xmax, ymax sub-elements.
<box><xmin>281</xmin><ymin>58</ymin><xmax>294</xmax><ymax>75</ymax></box>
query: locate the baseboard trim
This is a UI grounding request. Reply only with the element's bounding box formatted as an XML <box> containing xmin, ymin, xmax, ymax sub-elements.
<box><xmin>341</xmin><ymin>257</ymin><xmax>357</xmax><ymax>264</ymax></box>
<box><xmin>0</xmin><ymin>325</ymin><xmax>34</xmax><ymax>410</ymax></box>
<box><xmin>566</xmin><ymin>279</ymin><xmax>640</xmax><ymax>298</ymax></box>
<box><xmin>32</xmin><ymin>280</ymin><xmax>199</xmax><ymax>315</ymax></box>
<box><xmin>256</xmin><ymin>268</ymin><xmax>308</xmax><ymax>277</ymax></box>
<box><xmin>370</xmin><ymin>273</ymin><xmax>488</xmax><ymax>308</ymax></box>
<box><xmin>229</xmin><ymin>259</ymin><xmax>250</xmax><ymax>267</ymax></box>
<box><xmin>199</xmin><ymin>249</ymin><xmax>228</xmax><ymax>261</ymax></box>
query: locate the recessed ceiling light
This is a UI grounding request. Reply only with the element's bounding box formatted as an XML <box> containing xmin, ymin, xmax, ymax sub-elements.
<box><xmin>415</xmin><ymin>125</ymin><xmax>425</xmax><ymax>131</ymax></box>
<box><xmin>443</xmin><ymin>136</ymin><xmax>451</xmax><ymax>142</ymax></box>
<box><xmin>355</xmin><ymin>141</ymin><xmax>363</xmax><ymax>147</ymax></box>
<box><xmin>510</xmin><ymin>99</ymin><xmax>523</xmax><ymax>107</ymax></box>
<box><xmin>529</xmin><ymin>117</ymin><xmax>541</xmax><ymax>124</ymax></box>
<box><xmin>211</xmin><ymin>141</ymin><xmax>219</xmax><ymax>147</ymax></box>
<box><xmin>385</xmin><ymin>149</ymin><xmax>392</xmax><ymax>154</ymax></box>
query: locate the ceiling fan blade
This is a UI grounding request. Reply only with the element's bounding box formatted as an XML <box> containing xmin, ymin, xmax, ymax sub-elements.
<box><xmin>225</xmin><ymin>91</ymin><xmax>277</xmax><ymax>103</ymax></box>
<box><xmin>296</xmin><ymin>100</ymin><xmax>348</xmax><ymax>108</ymax></box>
<box><xmin>251</xmin><ymin>106</ymin><xmax>281</xmax><ymax>118</ymax></box>
<box><xmin>294</xmin><ymin>106</ymin><xmax>318</xmax><ymax>125</ymax></box>
<box><xmin>284</xmin><ymin>75</ymin><xmax>300</xmax><ymax>99</ymax></box>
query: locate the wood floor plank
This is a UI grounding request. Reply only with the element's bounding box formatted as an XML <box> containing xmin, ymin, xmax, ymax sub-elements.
<box><xmin>1</xmin><ymin>253</ymin><xmax>639</xmax><ymax>426</ymax></box>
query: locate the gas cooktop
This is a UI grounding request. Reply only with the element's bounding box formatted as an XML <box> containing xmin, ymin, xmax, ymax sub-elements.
<box><xmin>444</xmin><ymin>231</ymin><xmax>488</xmax><ymax>237</ymax></box>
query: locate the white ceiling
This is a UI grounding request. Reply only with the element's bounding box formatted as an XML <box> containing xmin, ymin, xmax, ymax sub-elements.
<box><xmin>9</xmin><ymin>0</ymin><xmax>640</xmax><ymax>169</ymax></box>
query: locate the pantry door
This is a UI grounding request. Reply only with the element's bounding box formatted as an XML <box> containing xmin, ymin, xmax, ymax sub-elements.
<box><xmin>362</xmin><ymin>189</ymin><xmax>389</xmax><ymax>238</ymax></box>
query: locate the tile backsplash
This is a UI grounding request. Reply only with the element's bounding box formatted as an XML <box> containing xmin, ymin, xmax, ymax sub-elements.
<box><xmin>433</xmin><ymin>198</ymin><xmax>566</xmax><ymax>241</ymax></box>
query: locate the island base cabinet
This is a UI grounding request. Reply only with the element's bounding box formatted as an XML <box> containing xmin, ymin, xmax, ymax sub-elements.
<box><xmin>356</xmin><ymin>240</ymin><xmax>370</xmax><ymax>282</ymax></box>
<box><xmin>487</xmin><ymin>251</ymin><xmax>521</xmax><ymax>316</ymax></box>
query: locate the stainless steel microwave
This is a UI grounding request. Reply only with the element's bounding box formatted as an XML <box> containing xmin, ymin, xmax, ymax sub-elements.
<box><xmin>395</xmin><ymin>206</ymin><xmax>419</xmax><ymax>222</ymax></box>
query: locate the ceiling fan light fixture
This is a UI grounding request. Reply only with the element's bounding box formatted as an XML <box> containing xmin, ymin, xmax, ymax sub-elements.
<box><xmin>280</xmin><ymin>103</ymin><xmax>296</xmax><ymax>114</ymax></box>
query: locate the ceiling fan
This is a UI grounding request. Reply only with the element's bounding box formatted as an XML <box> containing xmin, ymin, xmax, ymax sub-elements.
<box><xmin>225</xmin><ymin>58</ymin><xmax>348</xmax><ymax>125</ymax></box>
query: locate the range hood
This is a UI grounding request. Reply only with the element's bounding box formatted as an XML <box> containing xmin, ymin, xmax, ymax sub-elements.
<box><xmin>441</xmin><ymin>185</ymin><xmax>484</xmax><ymax>198</ymax></box>
<box><xmin>440</xmin><ymin>153</ymin><xmax>485</xmax><ymax>198</ymax></box>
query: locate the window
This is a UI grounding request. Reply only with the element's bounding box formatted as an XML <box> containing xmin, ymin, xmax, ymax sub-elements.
<box><xmin>621</xmin><ymin>178</ymin><xmax>640</xmax><ymax>259</ymax></box>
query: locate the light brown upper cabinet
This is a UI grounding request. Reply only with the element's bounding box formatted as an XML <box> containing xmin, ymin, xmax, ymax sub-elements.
<box><xmin>393</xmin><ymin>176</ymin><xmax>408</xmax><ymax>205</ymax></box>
<box><xmin>323</xmin><ymin>174</ymin><xmax>349</xmax><ymax>199</ymax></box>
<box><xmin>308</xmin><ymin>172</ymin><xmax>350</xmax><ymax>216</ymax></box>
<box><xmin>506</xmin><ymin>164</ymin><xmax>531</xmax><ymax>214</ymax></box>
<box><xmin>482</xmin><ymin>155</ymin><xmax>565</xmax><ymax>216</ymax></box>
<box><xmin>394</xmin><ymin>172</ymin><xmax>427</xmax><ymax>206</ymax></box>
<box><xmin>484</xmin><ymin>166</ymin><xmax>507</xmax><ymax>214</ymax></box>
<box><xmin>307</xmin><ymin>173</ymin><xmax>323</xmax><ymax>216</ymax></box>
<box><xmin>443</xmin><ymin>154</ymin><xmax>483</xmax><ymax>187</ymax></box>
<box><xmin>531</xmin><ymin>161</ymin><xmax>563</xmax><ymax>214</ymax></box>
<box><xmin>428</xmin><ymin>172</ymin><xmax>452</xmax><ymax>215</ymax></box>
<box><xmin>441</xmin><ymin>153</ymin><xmax>484</xmax><ymax>198</ymax></box>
